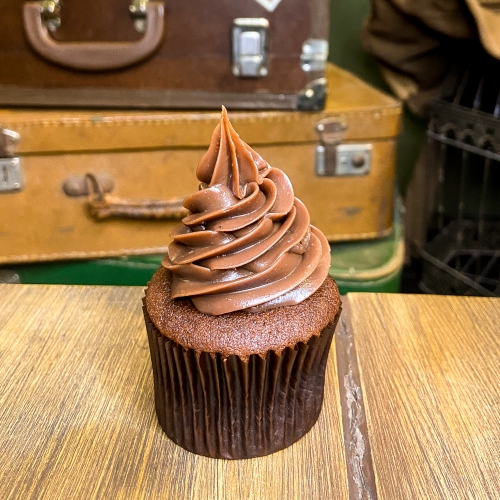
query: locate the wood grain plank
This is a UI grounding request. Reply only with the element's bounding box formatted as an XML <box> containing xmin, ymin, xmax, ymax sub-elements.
<box><xmin>348</xmin><ymin>293</ymin><xmax>500</xmax><ymax>500</ymax></box>
<box><xmin>336</xmin><ymin>302</ymin><xmax>377</xmax><ymax>500</ymax></box>
<box><xmin>0</xmin><ymin>285</ymin><xmax>348</xmax><ymax>500</ymax></box>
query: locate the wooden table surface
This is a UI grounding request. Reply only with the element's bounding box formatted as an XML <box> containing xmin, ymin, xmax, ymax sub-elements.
<box><xmin>0</xmin><ymin>285</ymin><xmax>349</xmax><ymax>500</ymax></box>
<box><xmin>0</xmin><ymin>285</ymin><xmax>499</xmax><ymax>499</ymax></box>
<box><xmin>349</xmin><ymin>294</ymin><xmax>500</xmax><ymax>500</ymax></box>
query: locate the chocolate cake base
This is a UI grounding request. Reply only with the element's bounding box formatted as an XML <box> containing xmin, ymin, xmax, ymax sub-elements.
<box><xmin>145</xmin><ymin>267</ymin><xmax>341</xmax><ymax>358</ymax></box>
<box><xmin>144</xmin><ymin>305</ymin><xmax>340</xmax><ymax>459</ymax></box>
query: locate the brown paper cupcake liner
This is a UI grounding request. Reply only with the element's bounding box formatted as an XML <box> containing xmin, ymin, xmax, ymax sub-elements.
<box><xmin>143</xmin><ymin>301</ymin><xmax>339</xmax><ymax>459</ymax></box>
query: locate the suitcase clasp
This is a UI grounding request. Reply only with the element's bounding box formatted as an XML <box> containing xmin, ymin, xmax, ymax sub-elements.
<box><xmin>232</xmin><ymin>18</ymin><xmax>269</xmax><ymax>78</ymax></box>
<box><xmin>0</xmin><ymin>129</ymin><xmax>23</xmax><ymax>194</ymax></box>
<box><xmin>315</xmin><ymin>118</ymin><xmax>372</xmax><ymax>177</ymax></box>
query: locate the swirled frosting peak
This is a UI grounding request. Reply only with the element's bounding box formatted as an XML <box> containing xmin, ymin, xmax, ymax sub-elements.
<box><xmin>162</xmin><ymin>107</ymin><xmax>331</xmax><ymax>315</ymax></box>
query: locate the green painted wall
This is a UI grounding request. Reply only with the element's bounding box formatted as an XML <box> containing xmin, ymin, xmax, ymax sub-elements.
<box><xmin>328</xmin><ymin>0</ymin><xmax>426</xmax><ymax>194</ymax></box>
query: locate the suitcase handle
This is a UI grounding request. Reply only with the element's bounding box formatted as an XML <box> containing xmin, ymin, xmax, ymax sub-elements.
<box><xmin>23</xmin><ymin>1</ymin><xmax>165</xmax><ymax>71</ymax></box>
<box><xmin>86</xmin><ymin>174</ymin><xmax>189</xmax><ymax>220</ymax></box>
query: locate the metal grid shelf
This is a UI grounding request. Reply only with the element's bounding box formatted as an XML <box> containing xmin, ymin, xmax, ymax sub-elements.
<box><xmin>421</xmin><ymin>221</ymin><xmax>500</xmax><ymax>297</ymax></box>
<box><xmin>420</xmin><ymin>52</ymin><xmax>500</xmax><ymax>297</ymax></box>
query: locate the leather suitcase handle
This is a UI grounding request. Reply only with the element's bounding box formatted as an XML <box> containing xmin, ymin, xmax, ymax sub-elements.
<box><xmin>86</xmin><ymin>174</ymin><xmax>188</xmax><ymax>220</ymax></box>
<box><xmin>23</xmin><ymin>2</ymin><xmax>165</xmax><ymax>71</ymax></box>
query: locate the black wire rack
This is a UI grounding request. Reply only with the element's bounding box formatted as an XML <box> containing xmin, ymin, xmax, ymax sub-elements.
<box><xmin>420</xmin><ymin>53</ymin><xmax>500</xmax><ymax>297</ymax></box>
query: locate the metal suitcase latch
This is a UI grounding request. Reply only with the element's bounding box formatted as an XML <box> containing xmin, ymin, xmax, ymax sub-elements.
<box><xmin>232</xmin><ymin>18</ymin><xmax>269</xmax><ymax>78</ymax></box>
<box><xmin>315</xmin><ymin>118</ymin><xmax>372</xmax><ymax>176</ymax></box>
<box><xmin>0</xmin><ymin>128</ymin><xmax>23</xmax><ymax>193</ymax></box>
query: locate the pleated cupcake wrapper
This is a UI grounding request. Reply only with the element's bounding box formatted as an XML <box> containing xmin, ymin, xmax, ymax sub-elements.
<box><xmin>143</xmin><ymin>301</ymin><xmax>339</xmax><ymax>459</ymax></box>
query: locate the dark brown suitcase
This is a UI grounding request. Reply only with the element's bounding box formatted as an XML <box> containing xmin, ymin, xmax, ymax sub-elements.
<box><xmin>0</xmin><ymin>0</ymin><xmax>330</xmax><ymax>110</ymax></box>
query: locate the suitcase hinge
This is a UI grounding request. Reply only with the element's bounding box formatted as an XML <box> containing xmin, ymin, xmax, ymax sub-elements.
<box><xmin>39</xmin><ymin>0</ymin><xmax>151</xmax><ymax>33</ymax></box>
<box><xmin>129</xmin><ymin>0</ymin><xmax>149</xmax><ymax>33</ymax></box>
<box><xmin>0</xmin><ymin>128</ymin><xmax>23</xmax><ymax>193</ymax></box>
<box><xmin>232</xmin><ymin>18</ymin><xmax>269</xmax><ymax>78</ymax></box>
<box><xmin>301</xmin><ymin>39</ymin><xmax>329</xmax><ymax>72</ymax></box>
<box><xmin>315</xmin><ymin>118</ymin><xmax>372</xmax><ymax>177</ymax></box>
<box><xmin>40</xmin><ymin>0</ymin><xmax>61</xmax><ymax>32</ymax></box>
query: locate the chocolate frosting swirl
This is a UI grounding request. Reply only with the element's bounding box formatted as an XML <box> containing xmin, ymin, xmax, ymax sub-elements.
<box><xmin>162</xmin><ymin>107</ymin><xmax>331</xmax><ymax>315</ymax></box>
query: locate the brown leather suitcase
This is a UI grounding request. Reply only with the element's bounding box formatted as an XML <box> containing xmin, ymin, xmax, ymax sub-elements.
<box><xmin>0</xmin><ymin>64</ymin><xmax>401</xmax><ymax>264</ymax></box>
<box><xmin>0</xmin><ymin>0</ymin><xmax>330</xmax><ymax>110</ymax></box>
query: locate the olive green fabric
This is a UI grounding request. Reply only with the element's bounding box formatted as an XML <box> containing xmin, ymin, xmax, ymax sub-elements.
<box><xmin>6</xmin><ymin>256</ymin><xmax>162</xmax><ymax>287</ymax></box>
<box><xmin>335</xmin><ymin>268</ymin><xmax>401</xmax><ymax>294</ymax></box>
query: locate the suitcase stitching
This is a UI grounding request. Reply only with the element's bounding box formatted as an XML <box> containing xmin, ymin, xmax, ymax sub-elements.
<box><xmin>2</xmin><ymin>246</ymin><xmax>171</xmax><ymax>263</ymax></box>
<box><xmin>0</xmin><ymin>107</ymin><xmax>400</xmax><ymax>130</ymax></box>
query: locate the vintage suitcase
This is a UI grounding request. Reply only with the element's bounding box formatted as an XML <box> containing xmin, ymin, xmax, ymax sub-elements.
<box><xmin>0</xmin><ymin>0</ymin><xmax>330</xmax><ymax>110</ymax></box>
<box><xmin>2</xmin><ymin>196</ymin><xmax>405</xmax><ymax>292</ymax></box>
<box><xmin>0</xmin><ymin>63</ymin><xmax>401</xmax><ymax>265</ymax></box>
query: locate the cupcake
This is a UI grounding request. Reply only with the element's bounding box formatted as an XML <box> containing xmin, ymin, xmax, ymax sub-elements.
<box><xmin>144</xmin><ymin>107</ymin><xmax>341</xmax><ymax>459</ymax></box>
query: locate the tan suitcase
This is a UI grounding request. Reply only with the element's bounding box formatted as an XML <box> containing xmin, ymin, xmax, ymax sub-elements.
<box><xmin>0</xmin><ymin>64</ymin><xmax>401</xmax><ymax>264</ymax></box>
